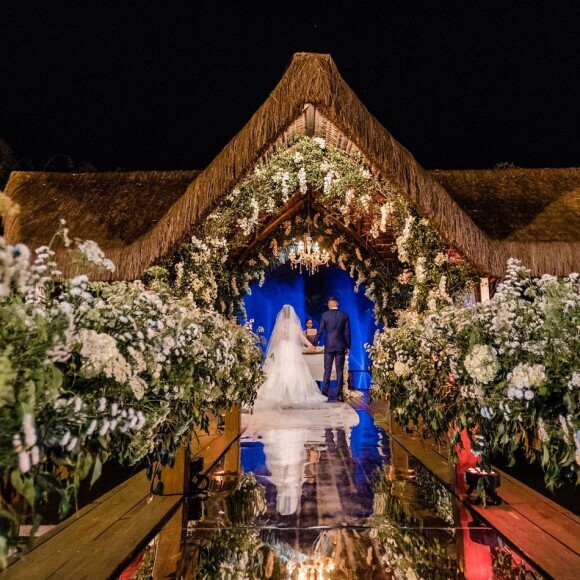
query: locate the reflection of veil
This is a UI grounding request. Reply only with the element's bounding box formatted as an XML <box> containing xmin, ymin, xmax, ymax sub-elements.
<box><xmin>261</xmin><ymin>428</ymin><xmax>308</xmax><ymax>516</ymax></box>
<box><xmin>243</xmin><ymin>408</ymin><xmax>361</xmax><ymax>516</ymax></box>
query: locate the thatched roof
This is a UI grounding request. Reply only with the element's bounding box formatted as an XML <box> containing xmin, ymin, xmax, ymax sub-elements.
<box><xmin>431</xmin><ymin>168</ymin><xmax>580</xmax><ymax>242</ymax></box>
<box><xmin>4</xmin><ymin>170</ymin><xmax>199</xmax><ymax>250</ymax></box>
<box><xmin>3</xmin><ymin>53</ymin><xmax>580</xmax><ymax>278</ymax></box>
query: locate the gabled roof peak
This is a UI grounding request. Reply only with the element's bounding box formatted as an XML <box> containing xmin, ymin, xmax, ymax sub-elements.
<box><xmin>3</xmin><ymin>54</ymin><xmax>580</xmax><ymax>279</ymax></box>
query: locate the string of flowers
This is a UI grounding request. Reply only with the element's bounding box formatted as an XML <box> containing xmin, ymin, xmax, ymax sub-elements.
<box><xmin>368</xmin><ymin>259</ymin><xmax>580</xmax><ymax>491</ymax></box>
<box><xmin>0</xmin><ymin>229</ymin><xmax>263</xmax><ymax>567</ymax></box>
<box><xmin>173</xmin><ymin>135</ymin><xmax>474</xmax><ymax>320</ymax></box>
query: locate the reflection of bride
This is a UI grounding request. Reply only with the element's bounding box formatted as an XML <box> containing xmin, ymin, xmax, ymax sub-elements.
<box><xmin>254</xmin><ymin>305</ymin><xmax>327</xmax><ymax>409</ymax></box>
<box><xmin>243</xmin><ymin>408</ymin><xmax>361</xmax><ymax>516</ymax></box>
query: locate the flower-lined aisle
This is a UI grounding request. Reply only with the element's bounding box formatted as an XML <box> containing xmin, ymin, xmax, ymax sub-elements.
<box><xmin>0</xmin><ymin>232</ymin><xmax>263</xmax><ymax>567</ymax></box>
<box><xmin>369</xmin><ymin>260</ymin><xmax>580</xmax><ymax>490</ymax></box>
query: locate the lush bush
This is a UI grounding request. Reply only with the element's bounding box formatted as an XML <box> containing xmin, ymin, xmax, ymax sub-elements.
<box><xmin>369</xmin><ymin>260</ymin><xmax>580</xmax><ymax>490</ymax></box>
<box><xmin>0</xmin><ymin>235</ymin><xmax>263</xmax><ymax>567</ymax></box>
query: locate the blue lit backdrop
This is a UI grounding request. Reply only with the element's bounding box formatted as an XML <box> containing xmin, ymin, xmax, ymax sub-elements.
<box><xmin>244</xmin><ymin>262</ymin><xmax>378</xmax><ymax>389</ymax></box>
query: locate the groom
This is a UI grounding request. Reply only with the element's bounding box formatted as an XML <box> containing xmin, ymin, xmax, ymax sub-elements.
<box><xmin>313</xmin><ymin>296</ymin><xmax>351</xmax><ymax>402</ymax></box>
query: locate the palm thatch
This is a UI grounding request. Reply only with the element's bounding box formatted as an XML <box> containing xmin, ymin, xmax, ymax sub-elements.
<box><xmin>4</xmin><ymin>170</ymin><xmax>199</xmax><ymax>254</ymax></box>
<box><xmin>431</xmin><ymin>168</ymin><xmax>580</xmax><ymax>242</ymax></box>
<box><xmin>2</xmin><ymin>53</ymin><xmax>580</xmax><ymax>278</ymax></box>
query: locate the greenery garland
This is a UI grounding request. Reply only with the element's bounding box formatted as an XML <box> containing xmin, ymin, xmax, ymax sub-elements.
<box><xmin>173</xmin><ymin>135</ymin><xmax>475</xmax><ymax>322</ymax></box>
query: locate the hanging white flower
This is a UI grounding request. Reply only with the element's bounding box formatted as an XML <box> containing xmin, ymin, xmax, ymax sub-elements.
<box><xmin>379</xmin><ymin>203</ymin><xmax>391</xmax><ymax>232</ymax></box>
<box><xmin>297</xmin><ymin>167</ymin><xmax>307</xmax><ymax>195</ymax></box>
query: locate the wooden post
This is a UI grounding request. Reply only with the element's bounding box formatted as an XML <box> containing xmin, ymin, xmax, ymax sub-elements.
<box><xmin>225</xmin><ymin>404</ymin><xmax>241</xmax><ymax>439</ymax></box>
<box><xmin>479</xmin><ymin>277</ymin><xmax>490</xmax><ymax>303</ymax></box>
<box><xmin>161</xmin><ymin>440</ymin><xmax>191</xmax><ymax>495</ymax></box>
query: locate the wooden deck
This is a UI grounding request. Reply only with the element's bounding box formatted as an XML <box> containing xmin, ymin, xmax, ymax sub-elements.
<box><xmin>5</xmin><ymin>406</ymin><xmax>243</xmax><ymax>580</ymax></box>
<box><xmin>5</xmin><ymin>471</ymin><xmax>182</xmax><ymax>580</ymax></box>
<box><xmin>353</xmin><ymin>397</ymin><xmax>580</xmax><ymax>579</ymax></box>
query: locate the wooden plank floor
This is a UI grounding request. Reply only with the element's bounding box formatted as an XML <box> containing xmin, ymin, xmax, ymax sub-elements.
<box><xmin>351</xmin><ymin>397</ymin><xmax>580</xmax><ymax>579</ymax></box>
<box><xmin>6</xmin><ymin>470</ymin><xmax>181</xmax><ymax>580</ymax></box>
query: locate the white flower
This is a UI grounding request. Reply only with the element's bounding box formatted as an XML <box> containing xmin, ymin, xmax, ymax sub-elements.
<box><xmin>568</xmin><ymin>373</ymin><xmax>580</xmax><ymax>391</ymax></box>
<box><xmin>395</xmin><ymin>216</ymin><xmax>415</xmax><ymax>263</ymax></box>
<box><xmin>508</xmin><ymin>363</ymin><xmax>546</xmax><ymax>390</ymax></box>
<box><xmin>18</xmin><ymin>451</ymin><xmax>31</xmax><ymax>474</ymax></box>
<box><xmin>30</xmin><ymin>446</ymin><xmax>40</xmax><ymax>465</ymax></box>
<box><xmin>393</xmin><ymin>361</ymin><xmax>411</xmax><ymax>377</ymax></box>
<box><xmin>22</xmin><ymin>413</ymin><xmax>37</xmax><ymax>447</ymax></box>
<box><xmin>536</xmin><ymin>418</ymin><xmax>549</xmax><ymax>443</ymax></box>
<box><xmin>464</xmin><ymin>345</ymin><xmax>500</xmax><ymax>384</ymax></box>
<box><xmin>379</xmin><ymin>204</ymin><xmax>391</xmax><ymax>232</ymax></box>
<box><xmin>312</xmin><ymin>137</ymin><xmax>326</xmax><ymax>149</ymax></box>
<box><xmin>77</xmin><ymin>240</ymin><xmax>115</xmax><ymax>272</ymax></box>
<box><xmin>297</xmin><ymin>167</ymin><xmax>307</xmax><ymax>195</ymax></box>
<box><xmin>415</xmin><ymin>257</ymin><xmax>427</xmax><ymax>283</ymax></box>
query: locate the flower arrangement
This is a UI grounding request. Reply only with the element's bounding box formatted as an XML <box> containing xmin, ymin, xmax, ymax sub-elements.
<box><xmin>369</xmin><ymin>259</ymin><xmax>580</xmax><ymax>490</ymax></box>
<box><xmin>172</xmin><ymin>136</ymin><xmax>474</xmax><ymax>324</ymax></box>
<box><xmin>0</xmin><ymin>232</ymin><xmax>263</xmax><ymax>567</ymax></box>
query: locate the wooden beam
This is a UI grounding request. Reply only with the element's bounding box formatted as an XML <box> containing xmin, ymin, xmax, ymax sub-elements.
<box><xmin>305</xmin><ymin>104</ymin><xmax>315</xmax><ymax>136</ymax></box>
<box><xmin>310</xmin><ymin>200</ymin><xmax>386</xmax><ymax>263</ymax></box>
<box><xmin>237</xmin><ymin>195</ymin><xmax>307</xmax><ymax>258</ymax></box>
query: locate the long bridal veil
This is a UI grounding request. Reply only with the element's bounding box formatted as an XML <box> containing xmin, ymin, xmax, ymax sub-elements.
<box><xmin>254</xmin><ymin>305</ymin><xmax>327</xmax><ymax>409</ymax></box>
<box><xmin>264</xmin><ymin>305</ymin><xmax>304</xmax><ymax>371</ymax></box>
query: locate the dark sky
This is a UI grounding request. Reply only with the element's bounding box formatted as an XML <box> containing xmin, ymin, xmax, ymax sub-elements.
<box><xmin>1</xmin><ymin>1</ymin><xmax>579</xmax><ymax>172</ymax></box>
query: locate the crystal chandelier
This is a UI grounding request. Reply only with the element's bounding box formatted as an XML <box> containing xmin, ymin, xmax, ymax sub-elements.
<box><xmin>287</xmin><ymin>198</ymin><xmax>330</xmax><ymax>275</ymax></box>
<box><xmin>288</xmin><ymin>234</ymin><xmax>330</xmax><ymax>275</ymax></box>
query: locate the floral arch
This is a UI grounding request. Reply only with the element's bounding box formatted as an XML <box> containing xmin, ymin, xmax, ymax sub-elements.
<box><xmin>171</xmin><ymin>136</ymin><xmax>474</xmax><ymax>324</ymax></box>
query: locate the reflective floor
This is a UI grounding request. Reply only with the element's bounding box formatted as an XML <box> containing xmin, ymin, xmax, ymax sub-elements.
<box><xmin>135</xmin><ymin>405</ymin><xmax>543</xmax><ymax>579</ymax></box>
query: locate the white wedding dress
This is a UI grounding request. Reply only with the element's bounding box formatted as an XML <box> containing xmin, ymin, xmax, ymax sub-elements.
<box><xmin>254</xmin><ymin>305</ymin><xmax>327</xmax><ymax>409</ymax></box>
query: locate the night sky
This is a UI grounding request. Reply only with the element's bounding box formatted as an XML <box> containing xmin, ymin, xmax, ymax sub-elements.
<box><xmin>1</xmin><ymin>1</ymin><xmax>579</xmax><ymax>172</ymax></box>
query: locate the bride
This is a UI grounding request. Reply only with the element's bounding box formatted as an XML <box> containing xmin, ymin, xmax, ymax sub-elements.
<box><xmin>254</xmin><ymin>305</ymin><xmax>327</xmax><ymax>409</ymax></box>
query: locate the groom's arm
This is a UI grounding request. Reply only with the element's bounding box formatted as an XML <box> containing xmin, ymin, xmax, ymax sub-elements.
<box><xmin>344</xmin><ymin>314</ymin><xmax>351</xmax><ymax>350</ymax></box>
<box><xmin>313</xmin><ymin>314</ymin><xmax>326</xmax><ymax>346</ymax></box>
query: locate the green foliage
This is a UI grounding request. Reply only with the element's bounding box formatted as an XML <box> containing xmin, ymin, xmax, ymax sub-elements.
<box><xmin>370</xmin><ymin>260</ymin><xmax>580</xmax><ymax>490</ymax></box>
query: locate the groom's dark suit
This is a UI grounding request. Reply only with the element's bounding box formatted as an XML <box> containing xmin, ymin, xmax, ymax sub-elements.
<box><xmin>313</xmin><ymin>308</ymin><xmax>351</xmax><ymax>396</ymax></box>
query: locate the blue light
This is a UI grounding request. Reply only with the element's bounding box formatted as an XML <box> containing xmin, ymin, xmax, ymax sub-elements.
<box><xmin>243</xmin><ymin>263</ymin><xmax>378</xmax><ymax>389</ymax></box>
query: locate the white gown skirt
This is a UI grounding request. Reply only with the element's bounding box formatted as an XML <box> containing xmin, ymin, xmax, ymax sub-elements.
<box><xmin>254</xmin><ymin>340</ymin><xmax>327</xmax><ymax>409</ymax></box>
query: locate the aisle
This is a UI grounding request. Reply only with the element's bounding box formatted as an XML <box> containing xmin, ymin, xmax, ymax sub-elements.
<box><xmin>181</xmin><ymin>402</ymin><xmax>543</xmax><ymax>578</ymax></box>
